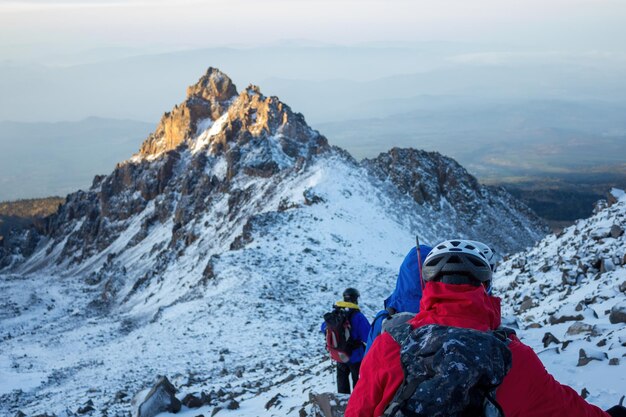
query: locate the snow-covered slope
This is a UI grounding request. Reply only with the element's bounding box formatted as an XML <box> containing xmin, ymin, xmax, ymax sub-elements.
<box><xmin>0</xmin><ymin>68</ymin><xmax>549</xmax><ymax>416</ymax></box>
<box><xmin>493</xmin><ymin>189</ymin><xmax>626</xmax><ymax>408</ymax></box>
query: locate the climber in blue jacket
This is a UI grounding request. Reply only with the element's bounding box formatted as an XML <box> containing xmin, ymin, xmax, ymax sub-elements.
<box><xmin>364</xmin><ymin>244</ymin><xmax>432</xmax><ymax>354</ymax></box>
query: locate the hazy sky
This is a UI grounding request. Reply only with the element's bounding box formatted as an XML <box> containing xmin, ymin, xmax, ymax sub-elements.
<box><xmin>2</xmin><ymin>0</ymin><xmax>626</xmax><ymax>58</ymax></box>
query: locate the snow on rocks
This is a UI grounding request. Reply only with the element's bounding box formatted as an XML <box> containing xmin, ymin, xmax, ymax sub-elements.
<box><xmin>609</xmin><ymin>301</ymin><xmax>626</xmax><ymax>324</ymax></box>
<box><xmin>131</xmin><ymin>376</ymin><xmax>181</xmax><ymax>417</ymax></box>
<box><xmin>494</xmin><ymin>189</ymin><xmax>626</xmax><ymax>407</ymax></box>
<box><xmin>0</xmin><ymin>68</ymin><xmax>550</xmax><ymax>417</ymax></box>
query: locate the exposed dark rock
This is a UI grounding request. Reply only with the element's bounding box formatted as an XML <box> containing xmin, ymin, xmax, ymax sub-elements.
<box><xmin>201</xmin><ymin>258</ymin><xmax>216</xmax><ymax>283</ymax></box>
<box><xmin>577</xmin><ymin>349</ymin><xmax>607</xmax><ymax>366</ymax></box>
<box><xmin>226</xmin><ymin>400</ymin><xmax>239</xmax><ymax>410</ymax></box>
<box><xmin>610</xmin><ymin>224</ymin><xmax>624</xmax><ymax>238</ymax></box>
<box><xmin>77</xmin><ymin>399</ymin><xmax>95</xmax><ymax>414</ymax></box>
<box><xmin>309</xmin><ymin>392</ymin><xmax>350</xmax><ymax>417</ymax></box>
<box><xmin>182</xmin><ymin>393</ymin><xmax>203</xmax><ymax>408</ymax></box>
<box><xmin>609</xmin><ymin>358</ymin><xmax>620</xmax><ymax>366</ymax></box>
<box><xmin>518</xmin><ymin>297</ymin><xmax>534</xmax><ymax>313</ymax></box>
<box><xmin>609</xmin><ymin>302</ymin><xmax>626</xmax><ymax>324</ymax></box>
<box><xmin>230</xmin><ymin>218</ymin><xmax>254</xmax><ymax>250</ymax></box>
<box><xmin>601</xmin><ymin>258</ymin><xmax>616</xmax><ymax>274</ymax></box>
<box><xmin>549</xmin><ymin>312</ymin><xmax>584</xmax><ymax>325</ymax></box>
<box><xmin>303</xmin><ymin>189</ymin><xmax>325</xmax><ymax>206</ymax></box>
<box><xmin>115</xmin><ymin>391</ymin><xmax>128</xmax><ymax>402</ymax></box>
<box><xmin>132</xmin><ymin>376</ymin><xmax>181</xmax><ymax>417</ymax></box>
<box><xmin>566</xmin><ymin>322</ymin><xmax>599</xmax><ymax>336</ymax></box>
<box><xmin>581</xmin><ymin>388</ymin><xmax>590</xmax><ymax>399</ymax></box>
<box><xmin>265</xmin><ymin>393</ymin><xmax>284</xmax><ymax>410</ymax></box>
<box><xmin>542</xmin><ymin>332</ymin><xmax>560</xmax><ymax>348</ymax></box>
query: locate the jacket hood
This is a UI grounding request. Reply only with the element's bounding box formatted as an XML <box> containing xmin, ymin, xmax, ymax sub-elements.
<box><xmin>410</xmin><ymin>281</ymin><xmax>502</xmax><ymax>331</ymax></box>
<box><xmin>384</xmin><ymin>245</ymin><xmax>432</xmax><ymax>313</ymax></box>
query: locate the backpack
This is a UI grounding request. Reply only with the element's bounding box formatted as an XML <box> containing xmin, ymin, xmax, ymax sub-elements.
<box><xmin>383</xmin><ymin>323</ymin><xmax>514</xmax><ymax>417</ymax></box>
<box><xmin>323</xmin><ymin>308</ymin><xmax>357</xmax><ymax>363</ymax></box>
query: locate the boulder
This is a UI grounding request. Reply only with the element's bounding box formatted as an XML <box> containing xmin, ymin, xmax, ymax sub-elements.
<box><xmin>610</xmin><ymin>224</ymin><xmax>624</xmax><ymax>238</ymax></box>
<box><xmin>132</xmin><ymin>376</ymin><xmax>181</xmax><ymax>417</ymax></box>
<box><xmin>566</xmin><ymin>322</ymin><xmax>599</xmax><ymax>337</ymax></box>
<box><xmin>601</xmin><ymin>258</ymin><xmax>615</xmax><ymax>274</ymax></box>
<box><xmin>549</xmin><ymin>312</ymin><xmax>584</xmax><ymax>325</ymax></box>
<box><xmin>609</xmin><ymin>302</ymin><xmax>626</xmax><ymax>324</ymax></box>
<box><xmin>77</xmin><ymin>399</ymin><xmax>95</xmax><ymax>414</ymax></box>
<box><xmin>518</xmin><ymin>296</ymin><xmax>534</xmax><ymax>313</ymax></box>
<box><xmin>265</xmin><ymin>393</ymin><xmax>284</xmax><ymax>410</ymax></box>
<box><xmin>590</xmin><ymin>227</ymin><xmax>611</xmax><ymax>240</ymax></box>
<box><xmin>577</xmin><ymin>348</ymin><xmax>607</xmax><ymax>366</ymax></box>
<box><xmin>309</xmin><ymin>392</ymin><xmax>350</xmax><ymax>417</ymax></box>
<box><xmin>182</xmin><ymin>393</ymin><xmax>203</xmax><ymax>408</ymax></box>
<box><xmin>542</xmin><ymin>332</ymin><xmax>560</xmax><ymax>348</ymax></box>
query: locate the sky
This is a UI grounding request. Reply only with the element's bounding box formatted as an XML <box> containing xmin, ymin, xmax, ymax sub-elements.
<box><xmin>2</xmin><ymin>0</ymin><xmax>626</xmax><ymax>201</ymax></box>
<box><xmin>2</xmin><ymin>0</ymin><xmax>626</xmax><ymax>59</ymax></box>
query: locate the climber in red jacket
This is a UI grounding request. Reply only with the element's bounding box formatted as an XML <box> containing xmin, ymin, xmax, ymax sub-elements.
<box><xmin>345</xmin><ymin>239</ymin><xmax>623</xmax><ymax>417</ymax></box>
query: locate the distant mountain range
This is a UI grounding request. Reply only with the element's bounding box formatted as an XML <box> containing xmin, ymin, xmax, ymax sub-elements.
<box><xmin>0</xmin><ymin>118</ymin><xmax>152</xmax><ymax>201</ymax></box>
<box><xmin>3</xmin><ymin>98</ymin><xmax>624</xmax><ymax>224</ymax></box>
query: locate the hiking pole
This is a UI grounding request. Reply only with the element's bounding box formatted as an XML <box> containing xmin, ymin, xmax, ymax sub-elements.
<box><xmin>416</xmin><ymin>235</ymin><xmax>424</xmax><ymax>290</ymax></box>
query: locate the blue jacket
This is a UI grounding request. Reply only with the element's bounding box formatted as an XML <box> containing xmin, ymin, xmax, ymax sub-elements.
<box><xmin>364</xmin><ymin>245</ymin><xmax>432</xmax><ymax>354</ymax></box>
<box><xmin>321</xmin><ymin>303</ymin><xmax>371</xmax><ymax>364</ymax></box>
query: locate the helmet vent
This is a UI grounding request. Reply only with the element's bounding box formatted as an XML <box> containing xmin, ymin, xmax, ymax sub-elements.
<box><xmin>426</xmin><ymin>257</ymin><xmax>442</xmax><ymax>267</ymax></box>
<box><xmin>448</xmin><ymin>255</ymin><xmax>462</xmax><ymax>264</ymax></box>
<box><xmin>465</xmin><ymin>245</ymin><xmax>475</xmax><ymax>250</ymax></box>
<box><xmin>468</xmin><ymin>257</ymin><xmax>485</xmax><ymax>267</ymax></box>
<box><xmin>451</xmin><ymin>241</ymin><xmax>461</xmax><ymax>247</ymax></box>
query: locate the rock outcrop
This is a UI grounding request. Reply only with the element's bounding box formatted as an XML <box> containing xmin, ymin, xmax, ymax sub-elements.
<box><xmin>138</xmin><ymin>68</ymin><xmax>238</xmax><ymax>157</ymax></box>
<box><xmin>131</xmin><ymin>376</ymin><xmax>181</xmax><ymax>417</ymax></box>
<box><xmin>494</xmin><ymin>188</ymin><xmax>626</xmax><ymax>373</ymax></box>
<box><xmin>364</xmin><ymin>148</ymin><xmax>548</xmax><ymax>254</ymax></box>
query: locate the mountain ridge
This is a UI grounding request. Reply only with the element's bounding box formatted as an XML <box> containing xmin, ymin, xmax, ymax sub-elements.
<box><xmin>0</xmin><ymin>67</ymin><xmax>551</xmax><ymax>416</ymax></box>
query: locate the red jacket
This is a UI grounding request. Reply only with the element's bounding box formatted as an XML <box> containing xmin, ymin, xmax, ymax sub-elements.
<box><xmin>345</xmin><ymin>282</ymin><xmax>609</xmax><ymax>417</ymax></box>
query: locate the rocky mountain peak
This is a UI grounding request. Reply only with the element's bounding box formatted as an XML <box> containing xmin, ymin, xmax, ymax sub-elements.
<box><xmin>137</xmin><ymin>68</ymin><xmax>238</xmax><ymax>159</ymax></box>
<box><xmin>135</xmin><ymin>68</ymin><xmax>328</xmax><ymax>164</ymax></box>
<box><xmin>185</xmin><ymin>67</ymin><xmax>237</xmax><ymax>102</ymax></box>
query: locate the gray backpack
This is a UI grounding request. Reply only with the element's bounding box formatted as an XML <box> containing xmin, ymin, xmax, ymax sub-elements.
<box><xmin>383</xmin><ymin>323</ymin><xmax>513</xmax><ymax>417</ymax></box>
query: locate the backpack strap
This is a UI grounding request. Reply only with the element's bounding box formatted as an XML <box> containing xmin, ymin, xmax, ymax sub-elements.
<box><xmin>344</xmin><ymin>308</ymin><xmax>366</xmax><ymax>352</ymax></box>
<box><xmin>483</xmin><ymin>326</ymin><xmax>515</xmax><ymax>417</ymax></box>
<box><xmin>491</xmin><ymin>326</ymin><xmax>516</xmax><ymax>345</ymax></box>
<box><xmin>381</xmin><ymin>322</ymin><xmax>414</xmax><ymax>417</ymax></box>
<box><xmin>483</xmin><ymin>390</ymin><xmax>506</xmax><ymax>417</ymax></box>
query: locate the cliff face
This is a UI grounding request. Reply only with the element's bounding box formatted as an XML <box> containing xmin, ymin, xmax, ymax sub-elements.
<box><xmin>364</xmin><ymin>148</ymin><xmax>549</xmax><ymax>253</ymax></box>
<box><xmin>137</xmin><ymin>68</ymin><xmax>238</xmax><ymax>157</ymax></box>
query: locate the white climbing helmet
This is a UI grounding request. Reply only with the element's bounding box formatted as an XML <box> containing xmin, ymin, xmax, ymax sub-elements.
<box><xmin>422</xmin><ymin>239</ymin><xmax>495</xmax><ymax>286</ymax></box>
<box><xmin>466</xmin><ymin>240</ymin><xmax>496</xmax><ymax>271</ymax></box>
